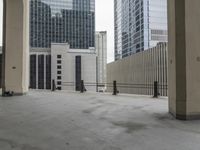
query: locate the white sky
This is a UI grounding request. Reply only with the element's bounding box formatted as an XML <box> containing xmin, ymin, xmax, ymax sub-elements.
<box><xmin>0</xmin><ymin>0</ymin><xmax>2</xmax><ymax>47</ymax></box>
<box><xmin>96</xmin><ymin>0</ymin><xmax>114</xmax><ymax>63</ymax></box>
<box><xmin>0</xmin><ymin>0</ymin><xmax>114</xmax><ymax>63</ymax></box>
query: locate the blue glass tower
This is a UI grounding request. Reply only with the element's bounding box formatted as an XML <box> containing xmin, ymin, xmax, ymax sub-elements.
<box><xmin>30</xmin><ymin>0</ymin><xmax>95</xmax><ymax>49</ymax></box>
<box><xmin>114</xmin><ymin>0</ymin><xmax>167</xmax><ymax>60</ymax></box>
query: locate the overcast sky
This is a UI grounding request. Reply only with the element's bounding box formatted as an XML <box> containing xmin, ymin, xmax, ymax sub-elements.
<box><xmin>0</xmin><ymin>0</ymin><xmax>2</xmax><ymax>48</ymax></box>
<box><xmin>0</xmin><ymin>0</ymin><xmax>114</xmax><ymax>63</ymax></box>
<box><xmin>96</xmin><ymin>0</ymin><xmax>114</xmax><ymax>63</ymax></box>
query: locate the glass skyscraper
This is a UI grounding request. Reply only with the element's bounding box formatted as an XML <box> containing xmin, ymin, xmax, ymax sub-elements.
<box><xmin>30</xmin><ymin>0</ymin><xmax>95</xmax><ymax>49</ymax></box>
<box><xmin>114</xmin><ymin>0</ymin><xmax>167</xmax><ymax>60</ymax></box>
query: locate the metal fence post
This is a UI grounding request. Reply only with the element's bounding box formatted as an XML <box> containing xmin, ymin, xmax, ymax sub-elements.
<box><xmin>80</xmin><ymin>80</ymin><xmax>84</xmax><ymax>93</ymax></box>
<box><xmin>153</xmin><ymin>81</ymin><xmax>158</xmax><ymax>98</ymax></box>
<box><xmin>52</xmin><ymin>80</ymin><xmax>56</xmax><ymax>91</ymax></box>
<box><xmin>113</xmin><ymin>80</ymin><xmax>118</xmax><ymax>95</ymax></box>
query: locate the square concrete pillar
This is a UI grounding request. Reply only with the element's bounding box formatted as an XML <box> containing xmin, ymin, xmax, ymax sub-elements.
<box><xmin>2</xmin><ymin>0</ymin><xmax>29</xmax><ymax>95</ymax></box>
<box><xmin>168</xmin><ymin>0</ymin><xmax>200</xmax><ymax>120</ymax></box>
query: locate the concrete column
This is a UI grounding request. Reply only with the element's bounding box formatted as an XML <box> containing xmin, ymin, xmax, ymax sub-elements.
<box><xmin>168</xmin><ymin>0</ymin><xmax>200</xmax><ymax>120</ymax></box>
<box><xmin>2</xmin><ymin>0</ymin><xmax>29</xmax><ymax>94</ymax></box>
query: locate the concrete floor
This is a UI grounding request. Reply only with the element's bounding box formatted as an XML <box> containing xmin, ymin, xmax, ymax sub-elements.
<box><xmin>0</xmin><ymin>91</ymin><xmax>200</xmax><ymax>150</ymax></box>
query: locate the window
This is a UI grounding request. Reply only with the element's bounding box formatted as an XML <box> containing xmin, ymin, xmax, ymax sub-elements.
<box><xmin>57</xmin><ymin>76</ymin><xmax>62</xmax><ymax>80</ymax></box>
<box><xmin>30</xmin><ymin>55</ymin><xmax>37</xmax><ymax>89</ymax></box>
<box><xmin>46</xmin><ymin>55</ymin><xmax>51</xmax><ymax>89</ymax></box>
<box><xmin>38</xmin><ymin>55</ymin><xmax>44</xmax><ymax>89</ymax></box>
<box><xmin>57</xmin><ymin>65</ymin><xmax>62</xmax><ymax>69</ymax></box>
<box><xmin>57</xmin><ymin>60</ymin><xmax>62</xmax><ymax>64</ymax></box>
<box><xmin>57</xmin><ymin>81</ymin><xmax>62</xmax><ymax>85</ymax></box>
<box><xmin>57</xmin><ymin>87</ymin><xmax>62</xmax><ymax>90</ymax></box>
<box><xmin>75</xmin><ymin>56</ymin><xmax>81</xmax><ymax>91</ymax></box>
<box><xmin>57</xmin><ymin>71</ymin><xmax>62</xmax><ymax>74</ymax></box>
<box><xmin>57</xmin><ymin>55</ymin><xmax>62</xmax><ymax>59</ymax></box>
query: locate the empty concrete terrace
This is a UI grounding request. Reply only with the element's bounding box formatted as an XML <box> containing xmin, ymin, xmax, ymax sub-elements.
<box><xmin>0</xmin><ymin>91</ymin><xmax>200</xmax><ymax>150</ymax></box>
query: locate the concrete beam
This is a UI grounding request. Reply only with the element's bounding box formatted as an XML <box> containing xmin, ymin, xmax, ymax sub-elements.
<box><xmin>168</xmin><ymin>0</ymin><xmax>200</xmax><ymax>120</ymax></box>
<box><xmin>2</xmin><ymin>0</ymin><xmax>29</xmax><ymax>95</ymax></box>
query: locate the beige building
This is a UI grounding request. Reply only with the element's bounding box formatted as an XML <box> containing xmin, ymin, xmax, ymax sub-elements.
<box><xmin>29</xmin><ymin>43</ymin><xmax>97</xmax><ymax>91</ymax></box>
<box><xmin>168</xmin><ymin>0</ymin><xmax>200</xmax><ymax>120</ymax></box>
<box><xmin>29</xmin><ymin>31</ymin><xmax>107</xmax><ymax>92</ymax></box>
<box><xmin>51</xmin><ymin>43</ymin><xmax>97</xmax><ymax>91</ymax></box>
<box><xmin>107</xmin><ymin>43</ymin><xmax>168</xmax><ymax>96</ymax></box>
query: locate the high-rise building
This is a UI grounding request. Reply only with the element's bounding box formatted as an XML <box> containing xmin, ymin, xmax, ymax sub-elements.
<box><xmin>95</xmin><ymin>31</ymin><xmax>107</xmax><ymax>91</ymax></box>
<box><xmin>29</xmin><ymin>0</ymin><xmax>96</xmax><ymax>91</ymax></box>
<box><xmin>0</xmin><ymin>47</ymin><xmax>2</xmax><ymax>88</ymax></box>
<box><xmin>30</xmin><ymin>0</ymin><xmax>95</xmax><ymax>49</ymax></box>
<box><xmin>114</xmin><ymin>0</ymin><xmax>167</xmax><ymax>60</ymax></box>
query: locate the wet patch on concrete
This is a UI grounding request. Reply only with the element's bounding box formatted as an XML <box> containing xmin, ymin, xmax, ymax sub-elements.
<box><xmin>131</xmin><ymin>104</ymin><xmax>150</xmax><ymax>110</ymax></box>
<box><xmin>0</xmin><ymin>138</ymin><xmax>42</xmax><ymax>150</ymax></box>
<box><xmin>106</xmin><ymin>146</ymin><xmax>122</xmax><ymax>150</ymax></box>
<box><xmin>111</xmin><ymin>121</ymin><xmax>147</xmax><ymax>133</ymax></box>
<box><xmin>88</xmin><ymin>97</ymin><xmax>97</xmax><ymax>100</ymax></box>
<box><xmin>82</xmin><ymin>105</ymin><xmax>103</xmax><ymax>114</ymax></box>
<box><xmin>21</xmin><ymin>144</ymin><xmax>42</xmax><ymax>150</ymax></box>
<box><xmin>82</xmin><ymin>108</ymin><xmax>95</xmax><ymax>114</ymax></box>
<box><xmin>0</xmin><ymin>138</ymin><xmax>17</xmax><ymax>149</ymax></box>
<box><xmin>65</xmin><ymin>142</ymin><xmax>70</xmax><ymax>146</ymax></box>
<box><xmin>90</xmin><ymin>99</ymin><xmax>105</xmax><ymax>105</ymax></box>
<box><xmin>99</xmin><ymin>116</ymin><xmax>107</xmax><ymax>120</ymax></box>
<box><xmin>153</xmin><ymin>114</ymin><xmax>200</xmax><ymax>135</ymax></box>
<box><xmin>153</xmin><ymin>113</ymin><xmax>174</xmax><ymax>121</ymax></box>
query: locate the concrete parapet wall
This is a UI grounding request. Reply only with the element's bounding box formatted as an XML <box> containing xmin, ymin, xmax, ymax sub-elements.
<box><xmin>107</xmin><ymin>43</ymin><xmax>168</xmax><ymax>96</ymax></box>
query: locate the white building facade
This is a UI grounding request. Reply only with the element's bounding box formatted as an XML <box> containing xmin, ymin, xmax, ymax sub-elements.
<box><xmin>29</xmin><ymin>30</ymin><xmax>107</xmax><ymax>92</ymax></box>
<box><xmin>30</xmin><ymin>43</ymin><xmax>97</xmax><ymax>91</ymax></box>
<box><xmin>51</xmin><ymin>43</ymin><xmax>97</xmax><ymax>91</ymax></box>
<box><xmin>95</xmin><ymin>31</ymin><xmax>107</xmax><ymax>91</ymax></box>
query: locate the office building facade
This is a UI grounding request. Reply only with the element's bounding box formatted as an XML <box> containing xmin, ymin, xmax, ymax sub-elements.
<box><xmin>29</xmin><ymin>35</ymin><xmax>107</xmax><ymax>92</ymax></box>
<box><xmin>51</xmin><ymin>43</ymin><xmax>97</xmax><ymax>91</ymax></box>
<box><xmin>30</xmin><ymin>0</ymin><xmax>95</xmax><ymax>49</ymax></box>
<box><xmin>29</xmin><ymin>44</ymin><xmax>97</xmax><ymax>91</ymax></box>
<box><xmin>29</xmin><ymin>31</ymin><xmax>108</xmax><ymax>91</ymax></box>
<box><xmin>114</xmin><ymin>0</ymin><xmax>167</xmax><ymax>60</ymax></box>
<box><xmin>0</xmin><ymin>47</ymin><xmax>2</xmax><ymax>88</ymax></box>
<box><xmin>29</xmin><ymin>0</ymin><xmax>97</xmax><ymax>91</ymax></box>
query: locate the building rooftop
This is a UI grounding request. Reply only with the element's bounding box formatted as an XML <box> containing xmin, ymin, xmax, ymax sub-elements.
<box><xmin>0</xmin><ymin>91</ymin><xmax>199</xmax><ymax>150</ymax></box>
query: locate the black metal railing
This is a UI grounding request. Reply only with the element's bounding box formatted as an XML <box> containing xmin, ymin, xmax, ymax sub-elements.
<box><xmin>61</xmin><ymin>80</ymin><xmax>168</xmax><ymax>97</ymax></box>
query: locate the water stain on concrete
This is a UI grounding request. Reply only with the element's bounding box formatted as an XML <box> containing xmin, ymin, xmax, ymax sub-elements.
<box><xmin>106</xmin><ymin>146</ymin><xmax>122</xmax><ymax>150</ymax></box>
<box><xmin>153</xmin><ymin>114</ymin><xmax>200</xmax><ymax>134</ymax></box>
<box><xmin>99</xmin><ymin>116</ymin><xmax>107</xmax><ymax>120</ymax></box>
<box><xmin>111</xmin><ymin>121</ymin><xmax>147</xmax><ymax>133</ymax></box>
<box><xmin>65</xmin><ymin>142</ymin><xmax>70</xmax><ymax>146</ymax></box>
<box><xmin>131</xmin><ymin>105</ymin><xmax>149</xmax><ymax>110</ymax></box>
<box><xmin>0</xmin><ymin>138</ymin><xmax>42</xmax><ymax>150</ymax></box>
<box><xmin>90</xmin><ymin>99</ymin><xmax>105</xmax><ymax>105</ymax></box>
<box><xmin>82</xmin><ymin>105</ymin><xmax>103</xmax><ymax>114</ymax></box>
<box><xmin>88</xmin><ymin>97</ymin><xmax>97</xmax><ymax>101</ymax></box>
<box><xmin>0</xmin><ymin>138</ymin><xmax>17</xmax><ymax>149</ymax></box>
<box><xmin>21</xmin><ymin>144</ymin><xmax>42</xmax><ymax>150</ymax></box>
<box><xmin>153</xmin><ymin>113</ymin><xmax>174</xmax><ymax>121</ymax></box>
